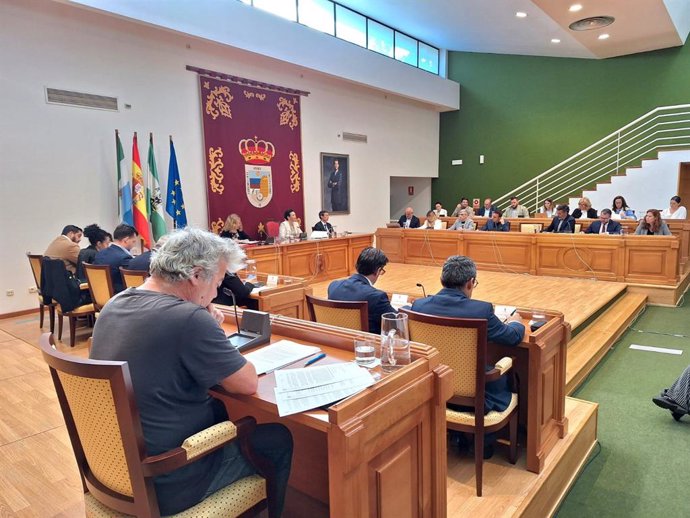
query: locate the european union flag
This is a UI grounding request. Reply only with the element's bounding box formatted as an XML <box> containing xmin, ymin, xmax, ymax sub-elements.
<box><xmin>166</xmin><ymin>137</ymin><xmax>188</xmax><ymax>228</ymax></box>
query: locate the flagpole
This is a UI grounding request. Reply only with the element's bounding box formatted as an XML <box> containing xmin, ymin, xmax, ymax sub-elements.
<box><xmin>115</xmin><ymin>129</ymin><xmax>120</xmax><ymax>219</ymax></box>
<box><xmin>170</xmin><ymin>135</ymin><xmax>176</xmax><ymax>229</ymax></box>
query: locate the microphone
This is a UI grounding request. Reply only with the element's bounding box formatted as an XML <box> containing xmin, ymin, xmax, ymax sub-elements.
<box><xmin>223</xmin><ymin>287</ymin><xmax>242</xmax><ymax>333</ymax></box>
<box><xmin>416</xmin><ymin>283</ymin><xmax>427</xmax><ymax>297</ymax></box>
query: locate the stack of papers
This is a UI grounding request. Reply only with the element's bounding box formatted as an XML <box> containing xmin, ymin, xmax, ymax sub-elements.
<box><xmin>274</xmin><ymin>363</ymin><xmax>376</xmax><ymax>417</ymax></box>
<box><xmin>244</xmin><ymin>340</ymin><xmax>321</xmax><ymax>375</ymax></box>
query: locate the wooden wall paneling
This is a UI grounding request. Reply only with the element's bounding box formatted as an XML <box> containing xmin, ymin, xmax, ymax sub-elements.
<box><xmin>376</xmin><ymin>229</ymin><xmax>404</xmax><ymax>263</ymax></box>
<box><xmin>624</xmin><ymin>236</ymin><xmax>679</xmax><ymax>285</ymax></box>
<box><xmin>403</xmin><ymin>230</ymin><xmax>458</xmax><ymax>266</ymax></box>
<box><xmin>463</xmin><ymin>233</ymin><xmax>532</xmax><ymax>273</ymax></box>
<box><xmin>349</xmin><ymin>235</ymin><xmax>375</xmax><ymax>274</ymax></box>
<box><xmin>245</xmin><ymin>245</ymin><xmax>282</xmax><ymax>274</ymax></box>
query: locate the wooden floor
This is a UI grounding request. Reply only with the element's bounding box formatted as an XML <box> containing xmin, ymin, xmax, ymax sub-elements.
<box><xmin>311</xmin><ymin>263</ymin><xmax>628</xmax><ymax>331</ymax></box>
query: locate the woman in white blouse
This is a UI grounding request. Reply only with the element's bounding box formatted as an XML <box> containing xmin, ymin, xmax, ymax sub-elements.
<box><xmin>661</xmin><ymin>196</ymin><xmax>687</xmax><ymax>219</ymax></box>
<box><xmin>421</xmin><ymin>210</ymin><xmax>443</xmax><ymax>229</ymax></box>
<box><xmin>279</xmin><ymin>208</ymin><xmax>303</xmax><ymax>240</ymax></box>
<box><xmin>538</xmin><ymin>198</ymin><xmax>556</xmax><ymax>218</ymax></box>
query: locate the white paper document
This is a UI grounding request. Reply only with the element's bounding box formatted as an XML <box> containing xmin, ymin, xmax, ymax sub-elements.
<box><xmin>390</xmin><ymin>293</ymin><xmax>409</xmax><ymax>310</ymax></box>
<box><xmin>495</xmin><ymin>305</ymin><xmax>517</xmax><ymax>322</ymax></box>
<box><xmin>273</xmin><ymin>363</ymin><xmax>376</xmax><ymax>417</ymax></box>
<box><xmin>244</xmin><ymin>340</ymin><xmax>321</xmax><ymax>375</ymax></box>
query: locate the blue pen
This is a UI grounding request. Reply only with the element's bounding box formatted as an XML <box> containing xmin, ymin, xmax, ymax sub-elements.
<box><xmin>305</xmin><ymin>353</ymin><xmax>326</xmax><ymax>366</ymax></box>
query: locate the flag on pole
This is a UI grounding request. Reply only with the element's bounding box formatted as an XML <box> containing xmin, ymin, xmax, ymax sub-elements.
<box><xmin>147</xmin><ymin>133</ymin><xmax>167</xmax><ymax>242</ymax></box>
<box><xmin>116</xmin><ymin>130</ymin><xmax>133</xmax><ymax>225</ymax></box>
<box><xmin>131</xmin><ymin>132</ymin><xmax>152</xmax><ymax>248</ymax></box>
<box><xmin>166</xmin><ymin>136</ymin><xmax>188</xmax><ymax>229</ymax></box>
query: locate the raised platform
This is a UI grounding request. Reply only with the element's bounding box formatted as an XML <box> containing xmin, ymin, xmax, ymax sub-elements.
<box><xmin>447</xmin><ymin>397</ymin><xmax>598</xmax><ymax>518</ymax></box>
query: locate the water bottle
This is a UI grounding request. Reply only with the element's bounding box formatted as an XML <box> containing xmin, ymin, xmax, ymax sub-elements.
<box><xmin>246</xmin><ymin>259</ymin><xmax>257</xmax><ymax>283</ymax></box>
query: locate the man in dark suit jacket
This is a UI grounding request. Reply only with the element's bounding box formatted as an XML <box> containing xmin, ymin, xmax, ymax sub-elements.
<box><xmin>410</xmin><ymin>255</ymin><xmax>524</xmax><ymax>414</ymax></box>
<box><xmin>94</xmin><ymin>224</ymin><xmax>138</xmax><ymax>293</ymax></box>
<box><xmin>328</xmin><ymin>247</ymin><xmax>396</xmax><ymax>334</ymax></box>
<box><xmin>543</xmin><ymin>205</ymin><xmax>576</xmax><ymax>233</ymax></box>
<box><xmin>327</xmin><ymin>159</ymin><xmax>348</xmax><ymax>212</ymax></box>
<box><xmin>480</xmin><ymin>211</ymin><xmax>510</xmax><ymax>231</ymax></box>
<box><xmin>584</xmin><ymin>209</ymin><xmax>622</xmax><ymax>234</ymax></box>
<box><xmin>312</xmin><ymin>210</ymin><xmax>334</xmax><ymax>234</ymax></box>
<box><xmin>398</xmin><ymin>207</ymin><xmax>420</xmax><ymax>229</ymax></box>
<box><xmin>477</xmin><ymin>198</ymin><xmax>499</xmax><ymax>217</ymax></box>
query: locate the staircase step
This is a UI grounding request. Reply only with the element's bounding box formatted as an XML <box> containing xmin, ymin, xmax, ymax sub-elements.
<box><xmin>566</xmin><ymin>292</ymin><xmax>647</xmax><ymax>394</ymax></box>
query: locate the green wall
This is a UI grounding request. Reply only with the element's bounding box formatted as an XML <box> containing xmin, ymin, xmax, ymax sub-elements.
<box><xmin>435</xmin><ymin>41</ymin><xmax>690</xmax><ymax>208</ymax></box>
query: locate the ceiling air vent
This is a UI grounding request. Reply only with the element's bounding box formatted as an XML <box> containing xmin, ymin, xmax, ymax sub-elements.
<box><xmin>569</xmin><ymin>16</ymin><xmax>615</xmax><ymax>31</ymax></box>
<box><xmin>341</xmin><ymin>132</ymin><xmax>367</xmax><ymax>143</ymax></box>
<box><xmin>45</xmin><ymin>87</ymin><xmax>119</xmax><ymax>111</ymax></box>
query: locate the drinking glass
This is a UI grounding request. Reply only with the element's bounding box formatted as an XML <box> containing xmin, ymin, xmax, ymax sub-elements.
<box><xmin>354</xmin><ymin>336</ymin><xmax>377</xmax><ymax>366</ymax></box>
<box><xmin>380</xmin><ymin>312</ymin><xmax>410</xmax><ymax>372</ymax></box>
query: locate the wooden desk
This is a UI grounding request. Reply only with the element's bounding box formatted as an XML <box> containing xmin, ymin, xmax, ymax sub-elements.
<box><xmin>236</xmin><ymin>272</ymin><xmax>312</xmax><ymax>319</ymax></box>
<box><xmin>376</xmin><ymin>228</ymin><xmax>680</xmax><ymax>285</ymax></box>
<box><xmin>212</xmin><ymin>312</ymin><xmax>452</xmax><ymax>518</ymax></box>
<box><xmin>243</xmin><ymin>234</ymin><xmax>373</xmax><ymax>283</ymax></box>
<box><xmin>435</xmin><ymin>216</ymin><xmax>690</xmax><ymax>269</ymax></box>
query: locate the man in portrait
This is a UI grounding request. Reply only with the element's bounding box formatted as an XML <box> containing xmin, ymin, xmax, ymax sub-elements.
<box><xmin>327</xmin><ymin>158</ymin><xmax>348</xmax><ymax>212</ymax></box>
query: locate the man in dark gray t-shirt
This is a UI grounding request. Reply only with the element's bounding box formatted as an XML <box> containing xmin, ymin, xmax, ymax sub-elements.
<box><xmin>90</xmin><ymin>228</ymin><xmax>292</xmax><ymax>516</ymax></box>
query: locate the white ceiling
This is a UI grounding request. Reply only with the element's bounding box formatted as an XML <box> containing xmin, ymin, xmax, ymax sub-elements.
<box><xmin>336</xmin><ymin>0</ymin><xmax>690</xmax><ymax>59</ymax></box>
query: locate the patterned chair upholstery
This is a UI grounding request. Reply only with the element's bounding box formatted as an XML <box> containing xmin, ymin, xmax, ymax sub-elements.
<box><xmin>120</xmin><ymin>268</ymin><xmax>148</xmax><ymax>289</ymax></box>
<box><xmin>84</xmin><ymin>263</ymin><xmax>115</xmax><ymax>312</ymax></box>
<box><xmin>306</xmin><ymin>294</ymin><xmax>369</xmax><ymax>332</ymax></box>
<box><xmin>399</xmin><ymin>308</ymin><xmax>518</xmax><ymax>497</ymax></box>
<box><xmin>265</xmin><ymin>221</ymin><xmax>280</xmax><ymax>238</ymax></box>
<box><xmin>39</xmin><ymin>333</ymin><xmax>272</xmax><ymax>518</ymax></box>
<box><xmin>27</xmin><ymin>253</ymin><xmax>55</xmax><ymax>330</ymax></box>
<box><xmin>519</xmin><ymin>223</ymin><xmax>543</xmax><ymax>233</ymax></box>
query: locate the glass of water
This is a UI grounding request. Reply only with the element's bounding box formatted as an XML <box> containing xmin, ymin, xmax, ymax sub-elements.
<box><xmin>354</xmin><ymin>336</ymin><xmax>377</xmax><ymax>366</ymax></box>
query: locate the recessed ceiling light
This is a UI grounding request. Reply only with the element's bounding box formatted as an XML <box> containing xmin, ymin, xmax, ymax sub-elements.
<box><xmin>569</xmin><ymin>4</ymin><xmax>583</xmax><ymax>12</ymax></box>
<box><xmin>551</xmin><ymin>38</ymin><xmax>561</xmax><ymax>44</ymax></box>
<box><xmin>516</xmin><ymin>12</ymin><xmax>527</xmax><ymax>18</ymax></box>
<box><xmin>598</xmin><ymin>33</ymin><xmax>610</xmax><ymax>40</ymax></box>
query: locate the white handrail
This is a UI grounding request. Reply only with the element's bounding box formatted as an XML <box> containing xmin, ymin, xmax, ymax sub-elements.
<box><xmin>493</xmin><ymin>104</ymin><xmax>690</xmax><ymax>212</ymax></box>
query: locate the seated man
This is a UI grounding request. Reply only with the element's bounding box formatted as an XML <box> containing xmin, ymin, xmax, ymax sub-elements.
<box><xmin>503</xmin><ymin>197</ymin><xmax>530</xmax><ymax>218</ymax></box>
<box><xmin>328</xmin><ymin>247</ymin><xmax>396</xmax><ymax>334</ymax></box>
<box><xmin>477</xmin><ymin>198</ymin><xmax>498</xmax><ymax>217</ymax></box>
<box><xmin>543</xmin><ymin>204</ymin><xmax>576</xmax><ymax>233</ymax></box>
<box><xmin>44</xmin><ymin>224</ymin><xmax>83</xmax><ymax>274</ymax></box>
<box><xmin>93</xmin><ymin>223</ymin><xmax>138</xmax><ymax>293</ymax></box>
<box><xmin>312</xmin><ymin>210</ymin><xmax>334</xmax><ymax>234</ymax></box>
<box><xmin>398</xmin><ymin>207</ymin><xmax>420</xmax><ymax>228</ymax></box>
<box><xmin>480</xmin><ymin>210</ymin><xmax>510</xmax><ymax>231</ymax></box>
<box><xmin>90</xmin><ymin>228</ymin><xmax>292</xmax><ymax>516</ymax></box>
<box><xmin>212</xmin><ymin>272</ymin><xmax>258</xmax><ymax>310</ymax></box>
<box><xmin>410</xmin><ymin>255</ymin><xmax>525</xmax><ymax>414</ymax></box>
<box><xmin>451</xmin><ymin>197</ymin><xmax>475</xmax><ymax>217</ymax></box>
<box><xmin>584</xmin><ymin>208</ymin><xmax>622</xmax><ymax>234</ymax></box>
<box><xmin>449</xmin><ymin>209</ymin><xmax>474</xmax><ymax>230</ymax></box>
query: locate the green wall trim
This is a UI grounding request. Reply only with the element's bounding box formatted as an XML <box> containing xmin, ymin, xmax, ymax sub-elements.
<box><xmin>435</xmin><ymin>41</ymin><xmax>690</xmax><ymax>209</ymax></box>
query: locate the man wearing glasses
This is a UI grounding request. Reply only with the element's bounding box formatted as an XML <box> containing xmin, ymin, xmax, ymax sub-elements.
<box><xmin>409</xmin><ymin>255</ymin><xmax>524</xmax><ymax>455</ymax></box>
<box><xmin>328</xmin><ymin>247</ymin><xmax>396</xmax><ymax>334</ymax></box>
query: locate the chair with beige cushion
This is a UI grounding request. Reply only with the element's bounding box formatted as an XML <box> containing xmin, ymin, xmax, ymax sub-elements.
<box><xmin>27</xmin><ymin>253</ymin><xmax>55</xmax><ymax>331</ymax></box>
<box><xmin>84</xmin><ymin>263</ymin><xmax>115</xmax><ymax>312</ymax></box>
<box><xmin>306</xmin><ymin>294</ymin><xmax>369</xmax><ymax>332</ymax></box>
<box><xmin>399</xmin><ymin>308</ymin><xmax>518</xmax><ymax>497</ymax></box>
<box><xmin>39</xmin><ymin>333</ymin><xmax>274</xmax><ymax>518</ymax></box>
<box><xmin>519</xmin><ymin>223</ymin><xmax>543</xmax><ymax>233</ymax></box>
<box><xmin>120</xmin><ymin>268</ymin><xmax>148</xmax><ymax>289</ymax></box>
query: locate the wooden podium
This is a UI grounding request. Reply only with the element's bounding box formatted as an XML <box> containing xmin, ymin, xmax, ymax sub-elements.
<box><xmin>212</xmin><ymin>312</ymin><xmax>453</xmax><ymax>518</ymax></box>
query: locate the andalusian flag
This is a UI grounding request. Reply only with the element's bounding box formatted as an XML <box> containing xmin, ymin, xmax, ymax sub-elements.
<box><xmin>147</xmin><ymin>133</ymin><xmax>167</xmax><ymax>242</ymax></box>
<box><xmin>116</xmin><ymin>130</ymin><xmax>133</xmax><ymax>225</ymax></box>
<box><xmin>131</xmin><ymin>133</ymin><xmax>151</xmax><ymax>248</ymax></box>
<box><xmin>166</xmin><ymin>136</ymin><xmax>188</xmax><ymax>228</ymax></box>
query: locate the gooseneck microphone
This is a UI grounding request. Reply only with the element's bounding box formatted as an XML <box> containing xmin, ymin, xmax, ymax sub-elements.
<box><xmin>416</xmin><ymin>283</ymin><xmax>427</xmax><ymax>298</ymax></box>
<box><xmin>223</xmin><ymin>287</ymin><xmax>242</xmax><ymax>332</ymax></box>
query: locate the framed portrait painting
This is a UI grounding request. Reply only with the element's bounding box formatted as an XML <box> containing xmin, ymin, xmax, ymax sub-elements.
<box><xmin>320</xmin><ymin>153</ymin><xmax>350</xmax><ymax>214</ymax></box>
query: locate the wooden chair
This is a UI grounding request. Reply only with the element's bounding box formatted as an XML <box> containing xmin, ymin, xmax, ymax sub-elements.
<box><xmin>399</xmin><ymin>308</ymin><xmax>518</xmax><ymax>496</ymax></box>
<box><xmin>440</xmin><ymin>221</ymin><xmax>448</xmax><ymax>230</ymax></box>
<box><xmin>41</xmin><ymin>257</ymin><xmax>96</xmax><ymax>348</ymax></box>
<box><xmin>27</xmin><ymin>253</ymin><xmax>55</xmax><ymax>330</ymax></box>
<box><xmin>39</xmin><ymin>333</ymin><xmax>274</xmax><ymax>518</ymax></box>
<box><xmin>306</xmin><ymin>294</ymin><xmax>369</xmax><ymax>332</ymax></box>
<box><xmin>83</xmin><ymin>263</ymin><xmax>115</xmax><ymax>312</ymax></box>
<box><xmin>120</xmin><ymin>267</ymin><xmax>148</xmax><ymax>289</ymax></box>
<box><xmin>520</xmin><ymin>223</ymin><xmax>543</xmax><ymax>233</ymax></box>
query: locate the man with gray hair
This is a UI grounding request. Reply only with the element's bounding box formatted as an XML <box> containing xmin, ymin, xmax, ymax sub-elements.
<box><xmin>90</xmin><ymin>228</ymin><xmax>293</xmax><ymax>516</ymax></box>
